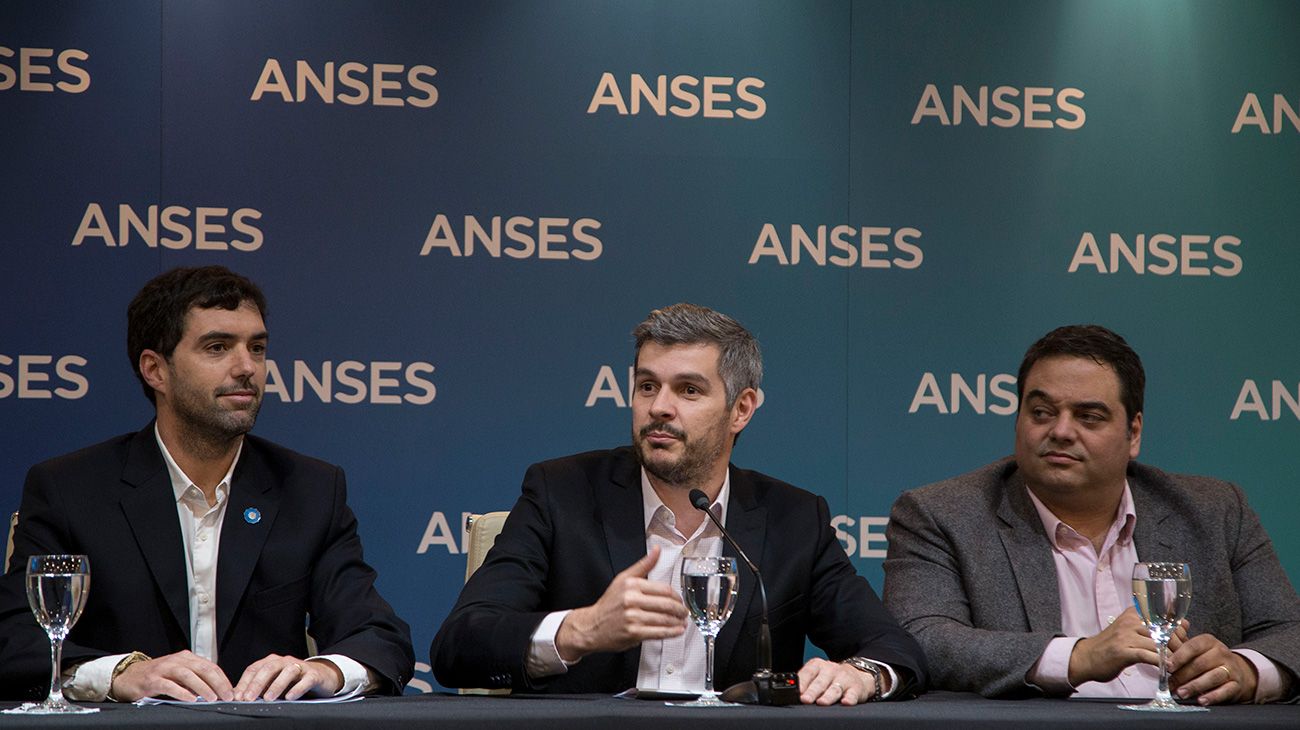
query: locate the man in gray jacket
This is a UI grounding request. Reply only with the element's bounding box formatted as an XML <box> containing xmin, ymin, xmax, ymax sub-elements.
<box><xmin>884</xmin><ymin>324</ymin><xmax>1299</xmax><ymax>704</ymax></box>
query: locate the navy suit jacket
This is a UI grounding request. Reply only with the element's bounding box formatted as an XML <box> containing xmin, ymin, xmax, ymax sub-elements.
<box><xmin>431</xmin><ymin>447</ymin><xmax>927</xmax><ymax>696</ymax></box>
<box><xmin>0</xmin><ymin>425</ymin><xmax>414</xmax><ymax>700</ymax></box>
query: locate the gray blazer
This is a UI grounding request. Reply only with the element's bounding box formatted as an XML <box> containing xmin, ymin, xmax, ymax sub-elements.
<box><xmin>883</xmin><ymin>457</ymin><xmax>1300</xmax><ymax>699</ymax></box>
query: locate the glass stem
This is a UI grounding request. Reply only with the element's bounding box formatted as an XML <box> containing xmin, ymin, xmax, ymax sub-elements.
<box><xmin>47</xmin><ymin>636</ymin><xmax>67</xmax><ymax>706</ymax></box>
<box><xmin>704</xmin><ymin>634</ymin><xmax>715</xmax><ymax>694</ymax></box>
<box><xmin>1155</xmin><ymin>640</ymin><xmax>1171</xmax><ymax>702</ymax></box>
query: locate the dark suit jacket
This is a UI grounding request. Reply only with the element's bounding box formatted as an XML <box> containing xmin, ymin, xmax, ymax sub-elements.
<box><xmin>883</xmin><ymin>457</ymin><xmax>1300</xmax><ymax>699</ymax></box>
<box><xmin>0</xmin><ymin>425</ymin><xmax>414</xmax><ymax>700</ymax></box>
<box><xmin>431</xmin><ymin>447</ymin><xmax>927</xmax><ymax>696</ymax></box>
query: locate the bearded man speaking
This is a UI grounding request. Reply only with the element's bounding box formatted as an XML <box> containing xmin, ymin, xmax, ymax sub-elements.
<box><xmin>432</xmin><ymin>303</ymin><xmax>927</xmax><ymax>704</ymax></box>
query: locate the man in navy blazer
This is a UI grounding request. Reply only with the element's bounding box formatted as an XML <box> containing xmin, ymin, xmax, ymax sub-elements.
<box><xmin>884</xmin><ymin>325</ymin><xmax>1300</xmax><ymax>704</ymax></box>
<box><xmin>0</xmin><ymin>266</ymin><xmax>413</xmax><ymax>702</ymax></box>
<box><xmin>432</xmin><ymin>304</ymin><xmax>926</xmax><ymax>704</ymax></box>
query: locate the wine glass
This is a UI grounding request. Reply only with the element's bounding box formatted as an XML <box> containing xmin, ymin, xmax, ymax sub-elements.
<box><xmin>1118</xmin><ymin>562</ymin><xmax>1206</xmax><ymax>713</ymax></box>
<box><xmin>672</xmin><ymin>555</ymin><xmax>739</xmax><ymax>708</ymax></box>
<box><xmin>2</xmin><ymin>555</ymin><xmax>98</xmax><ymax>715</ymax></box>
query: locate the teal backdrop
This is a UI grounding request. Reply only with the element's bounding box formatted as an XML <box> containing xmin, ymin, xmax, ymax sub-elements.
<box><xmin>2</xmin><ymin>0</ymin><xmax>1297</xmax><ymax>693</ymax></box>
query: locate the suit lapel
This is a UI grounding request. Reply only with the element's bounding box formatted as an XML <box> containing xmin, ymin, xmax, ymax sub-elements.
<box><xmin>596</xmin><ymin>449</ymin><xmax>647</xmax><ymax>577</ymax></box>
<box><xmin>118</xmin><ymin>425</ymin><xmax>191</xmax><ymax>644</ymax></box>
<box><xmin>595</xmin><ymin>449</ymin><xmax>647</xmax><ymax>679</ymax></box>
<box><xmin>215</xmin><ymin>439</ymin><xmax>280</xmax><ymax>649</ymax></box>
<box><xmin>1129</xmin><ymin>474</ymin><xmax>1176</xmax><ymax>561</ymax></box>
<box><xmin>996</xmin><ymin>475</ymin><xmax>1062</xmax><ymax>633</ymax></box>
<box><xmin>714</xmin><ymin>466</ymin><xmax>765</xmax><ymax>675</ymax></box>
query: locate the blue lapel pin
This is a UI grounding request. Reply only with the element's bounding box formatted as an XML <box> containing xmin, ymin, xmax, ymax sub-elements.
<box><xmin>244</xmin><ymin>507</ymin><xmax>262</xmax><ymax>524</ymax></box>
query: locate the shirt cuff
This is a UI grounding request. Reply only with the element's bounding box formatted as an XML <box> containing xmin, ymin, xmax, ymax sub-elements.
<box><xmin>63</xmin><ymin>653</ymin><xmax>130</xmax><ymax>702</ymax></box>
<box><xmin>309</xmin><ymin>654</ymin><xmax>378</xmax><ymax>697</ymax></box>
<box><xmin>526</xmin><ymin>610</ymin><xmax>575</xmax><ymax>679</ymax></box>
<box><xmin>1234</xmin><ymin>649</ymin><xmax>1289</xmax><ymax>703</ymax></box>
<box><xmin>1026</xmin><ymin>637</ymin><xmax>1080</xmax><ymax>695</ymax></box>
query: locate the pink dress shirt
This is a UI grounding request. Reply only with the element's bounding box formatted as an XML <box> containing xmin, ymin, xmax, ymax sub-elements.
<box><xmin>1025</xmin><ymin>482</ymin><xmax>1284</xmax><ymax>701</ymax></box>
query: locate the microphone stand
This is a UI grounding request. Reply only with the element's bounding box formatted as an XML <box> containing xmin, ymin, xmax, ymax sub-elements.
<box><xmin>689</xmin><ymin>489</ymin><xmax>800</xmax><ymax>705</ymax></box>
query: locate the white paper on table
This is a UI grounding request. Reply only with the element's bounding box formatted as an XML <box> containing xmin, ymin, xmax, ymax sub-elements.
<box><xmin>135</xmin><ymin>688</ymin><xmax>364</xmax><ymax>706</ymax></box>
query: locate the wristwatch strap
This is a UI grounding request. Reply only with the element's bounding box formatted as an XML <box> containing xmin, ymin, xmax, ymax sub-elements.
<box><xmin>106</xmin><ymin>651</ymin><xmax>151</xmax><ymax>702</ymax></box>
<box><xmin>842</xmin><ymin>656</ymin><xmax>885</xmax><ymax>701</ymax></box>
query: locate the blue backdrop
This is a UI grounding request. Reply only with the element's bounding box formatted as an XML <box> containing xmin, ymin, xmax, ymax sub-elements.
<box><xmin>3</xmin><ymin>0</ymin><xmax>1298</xmax><ymax>693</ymax></box>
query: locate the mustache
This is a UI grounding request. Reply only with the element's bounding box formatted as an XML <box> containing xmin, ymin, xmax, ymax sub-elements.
<box><xmin>215</xmin><ymin>379</ymin><xmax>259</xmax><ymax>397</ymax></box>
<box><xmin>639</xmin><ymin>421</ymin><xmax>686</xmax><ymax>440</ymax></box>
<box><xmin>1038</xmin><ymin>444</ymin><xmax>1082</xmax><ymax>459</ymax></box>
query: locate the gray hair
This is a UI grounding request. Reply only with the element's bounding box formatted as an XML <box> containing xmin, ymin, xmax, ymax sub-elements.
<box><xmin>632</xmin><ymin>303</ymin><xmax>762</xmax><ymax>407</ymax></box>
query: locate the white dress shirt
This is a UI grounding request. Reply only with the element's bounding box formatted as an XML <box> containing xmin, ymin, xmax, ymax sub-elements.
<box><xmin>634</xmin><ymin>471</ymin><xmax>729</xmax><ymax>690</ymax></box>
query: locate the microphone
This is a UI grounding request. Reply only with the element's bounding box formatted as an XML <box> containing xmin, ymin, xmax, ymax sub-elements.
<box><xmin>688</xmin><ymin>489</ymin><xmax>800</xmax><ymax>705</ymax></box>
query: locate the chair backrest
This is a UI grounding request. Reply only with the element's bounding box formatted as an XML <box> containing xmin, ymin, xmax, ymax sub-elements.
<box><xmin>464</xmin><ymin>511</ymin><xmax>510</xmax><ymax>583</ymax></box>
<box><xmin>4</xmin><ymin>511</ymin><xmax>16</xmax><ymax>574</ymax></box>
<box><xmin>459</xmin><ymin>510</ymin><xmax>511</xmax><ymax>696</ymax></box>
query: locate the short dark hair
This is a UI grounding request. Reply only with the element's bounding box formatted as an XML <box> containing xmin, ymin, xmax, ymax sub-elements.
<box><xmin>127</xmin><ymin>266</ymin><xmax>267</xmax><ymax>403</ymax></box>
<box><xmin>1017</xmin><ymin>324</ymin><xmax>1144</xmax><ymax>422</ymax></box>
<box><xmin>632</xmin><ymin>303</ymin><xmax>762</xmax><ymax>408</ymax></box>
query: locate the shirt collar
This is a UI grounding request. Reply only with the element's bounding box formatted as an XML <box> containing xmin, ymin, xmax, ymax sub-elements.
<box><xmin>1027</xmin><ymin>479</ymin><xmax>1137</xmax><ymax>550</ymax></box>
<box><xmin>154</xmin><ymin>423</ymin><xmax>241</xmax><ymax>506</ymax></box>
<box><xmin>640</xmin><ymin>467</ymin><xmax>730</xmax><ymax>537</ymax></box>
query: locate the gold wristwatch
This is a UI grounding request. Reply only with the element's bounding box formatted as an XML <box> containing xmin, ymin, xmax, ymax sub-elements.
<box><xmin>106</xmin><ymin>651</ymin><xmax>151</xmax><ymax>702</ymax></box>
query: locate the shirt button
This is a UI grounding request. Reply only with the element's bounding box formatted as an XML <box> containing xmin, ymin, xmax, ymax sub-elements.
<box><xmin>199</xmin><ymin>532</ymin><xmax>209</xmax><ymax>542</ymax></box>
<box><xmin>1106</xmin><ymin>615</ymin><xmax>1115</xmax><ymax>624</ymax></box>
<box><xmin>666</xmin><ymin>664</ymin><xmax>676</xmax><ymax>675</ymax></box>
<box><xmin>199</xmin><ymin>593</ymin><xmax>210</xmax><ymax>604</ymax></box>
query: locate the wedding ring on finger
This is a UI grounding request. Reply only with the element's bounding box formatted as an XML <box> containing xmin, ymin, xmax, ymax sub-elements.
<box><xmin>830</xmin><ymin>682</ymin><xmax>845</xmax><ymax>693</ymax></box>
<box><xmin>1218</xmin><ymin>665</ymin><xmax>1232</xmax><ymax>682</ymax></box>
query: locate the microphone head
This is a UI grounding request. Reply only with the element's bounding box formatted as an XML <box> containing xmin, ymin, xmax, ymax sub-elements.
<box><xmin>688</xmin><ymin>489</ymin><xmax>710</xmax><ymax>511</ymax></box>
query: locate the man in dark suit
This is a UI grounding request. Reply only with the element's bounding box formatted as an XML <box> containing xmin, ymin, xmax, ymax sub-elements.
<box><xmin>432</xmin><ymin>303</ymin><xmax>926</xmax><ymax>704</ymax></box>
<box><xmin>884</xmin><ymin>325</ymin><xmax>1300</xmax><ymax>704</ymax></box>
<box><xmin>0</xmin><ymin>266</ymin><xmax>413</xmax><ymax>703</ymax></box>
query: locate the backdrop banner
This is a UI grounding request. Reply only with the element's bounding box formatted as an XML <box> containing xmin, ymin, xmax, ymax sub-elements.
<box><xmin>3</xmin><ymin>0</ymin><xmax>1297</xmax><ymax>693</ymax></box>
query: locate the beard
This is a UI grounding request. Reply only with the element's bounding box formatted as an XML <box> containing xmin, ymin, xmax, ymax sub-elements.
<box><xmin>633</xmin><ymin>416</ymin><xmax>728</xmax><ymax>489</ymax></box>
<box><xmin>169</xmin><ymin>370</ymin><xmax>261</xmax><ymax>450</ymax></box>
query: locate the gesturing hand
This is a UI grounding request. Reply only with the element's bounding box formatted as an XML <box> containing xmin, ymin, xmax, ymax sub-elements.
<box><xmin>233</xmin><ymin>654</ymin><xmax>344</xmax><ymax>701</ymax></box>
<box><xmin>110</xmin><ymin>650</ymin><xmax>234</xmax><ymax>702</ymax></box>
<box><xmin>555</xmin><ymin>545</ymin><xmax>688</xmax><ymax>662</ymax></box>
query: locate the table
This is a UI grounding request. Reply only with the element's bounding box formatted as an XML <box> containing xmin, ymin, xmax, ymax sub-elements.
<box><xmin>0</xmin><ymin>691</ymin><xmax>1294</xmax><ymax>729</ymax></box>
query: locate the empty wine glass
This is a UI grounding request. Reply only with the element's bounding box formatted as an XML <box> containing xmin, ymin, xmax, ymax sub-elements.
<box><xmin>3</xmin><ymin>555</ymin><xmax>98</xmax><ymax>715</ymax></box>
<box><xmin>1119</xmin><ymin>562</ymin><xmax>1206</xmax><ymax>713</ymax></box>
